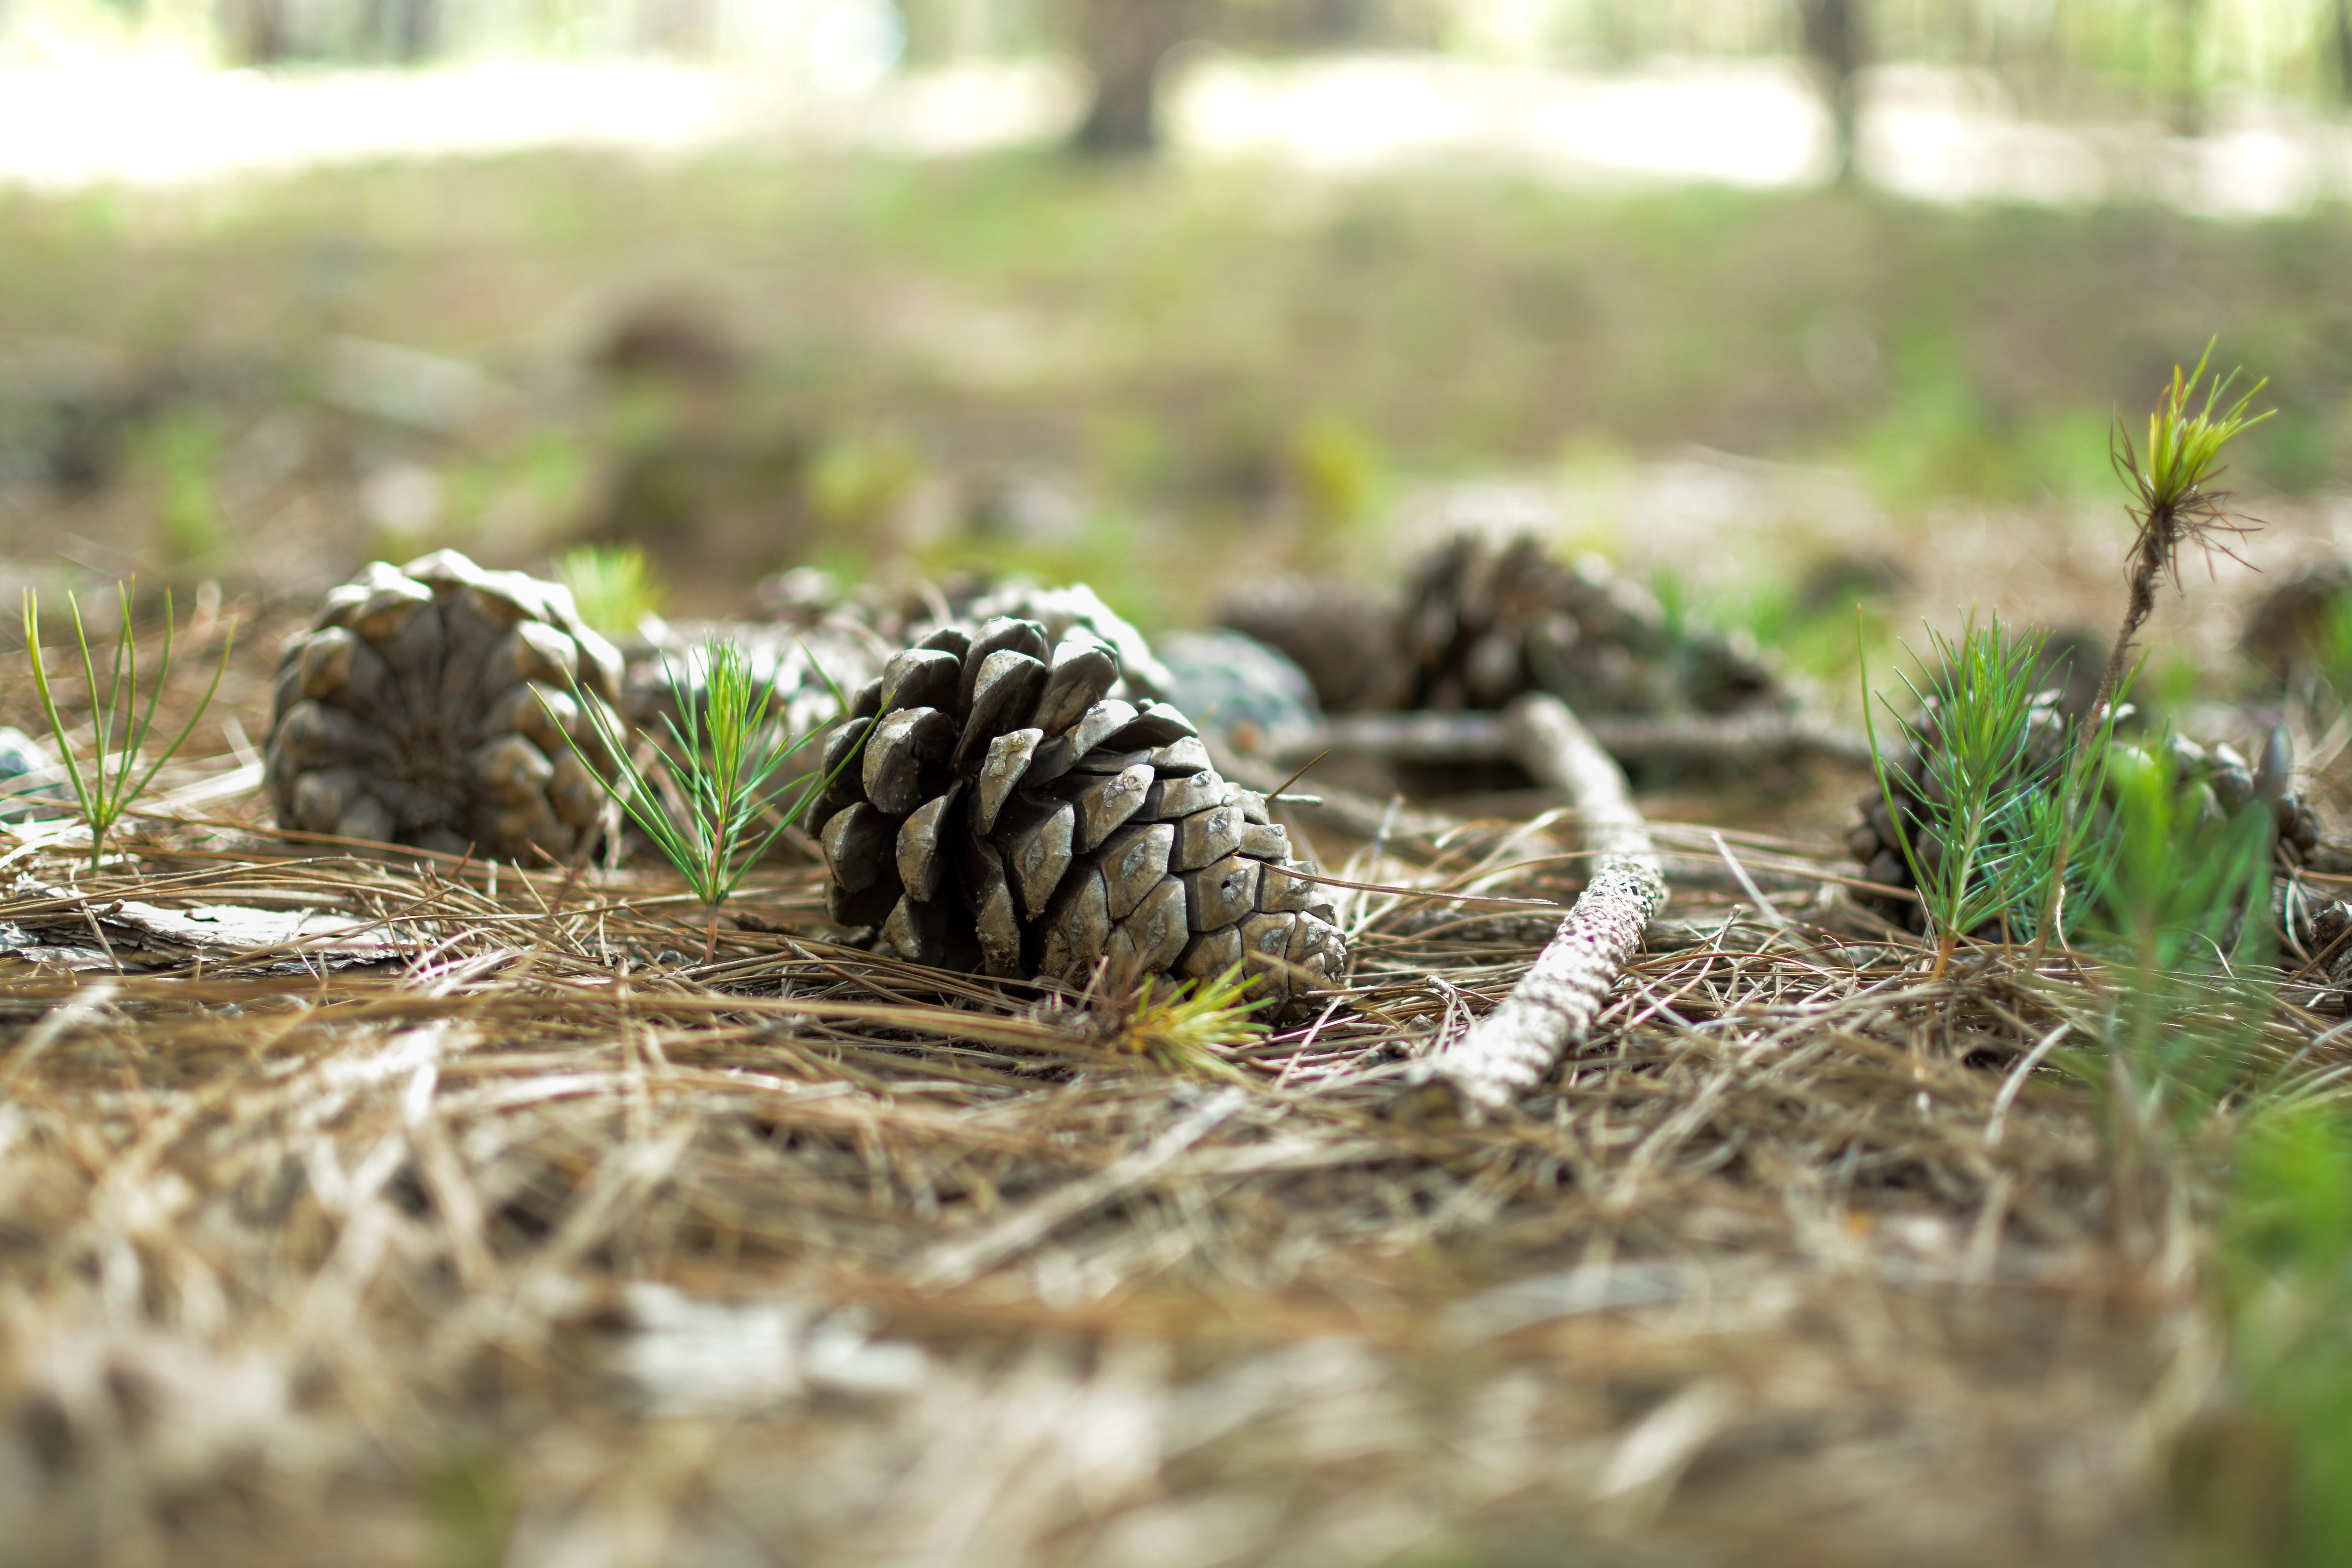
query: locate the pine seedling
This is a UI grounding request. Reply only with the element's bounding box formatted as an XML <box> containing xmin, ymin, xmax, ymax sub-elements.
<box><xmin>1863</xmin><ymin>617</ymin><xmax>2091</xmax><ymax>975</ymax></box>
<box><xmin>2095</xmin><ymin>342</ymin><xmax>2273</xmax><ymax>718</ymax></box>
<box><xmin>22</xmin><ymin>584</ymin><xmax>235</xmax><ymax>871</ymax></box>
<box><xmin>2092</xmin><ymin>736</ymin><xmax>2276</xmax><ymax>977</ymax></box>
<box><xmin>553</xmin><ymin>544</ymin><xmax>665</xmax><ymax>639</ymax></box>
<box><xmin>1107</xmin><ymin>963</ymin><xmax>1268</xmax><ymax>1081</ymax></box>
<box><xmin>556</xmin><ymin>636</ymin><xmax>850</xmax><ymax>955</ymax></box>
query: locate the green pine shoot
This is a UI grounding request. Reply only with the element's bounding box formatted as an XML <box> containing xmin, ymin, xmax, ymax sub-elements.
<box><xmin>556</xmin><ymin>636</ymin><xmax>849</xmax><ymax>955</ymax></box>
<box><xmin>1862</xmin><ymin>617</ymin><xmax>2093</xmax><ymax>976</ymax></box>
<box><xmin>1110</xmin><ymin>963</ymin><xmax>1268</xmax><ymax>1080</ymax></box>
<box><xmin>22</xmin><ymin>583</ymin><xmax>236</xmax><ymax>872</ymax></box>
<box><xmin>2095</xmin><ymin>342</ymin><xmax>2273</xmax><ymax>717</ymax></box>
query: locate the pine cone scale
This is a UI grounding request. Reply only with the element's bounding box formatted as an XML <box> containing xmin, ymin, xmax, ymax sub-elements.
<box><xmin>863</xmin><ymin>708</ymin><xmax>954</xmax><ymax>815</ymax></box>
<box><xmin>1032</xmin><ymin>645</ymin><xmax>1120</xmax><ymax>734</ymax></box>
<box><xmin>1100</xmin><ymin>823</ymin><xmax>1176</xmax><ymax>919</ymax></box>
<box><xmin>1184</xmin><ymin>854</ymin><xmax>1260</xmax><ymax>931</ymax></box>
<box><xmin>974</xmin><ymin>729</ymin><xmax>1041</xmax><ymax>834</ymax></box>
<box><xmin>1171</xmin><ymin>805</ymin><xmax>1243</xmax><ymax>871</ymax></box>
<box><xmin>1059</xmin><ymin>764</ymin><xmax>1152</xmax><ymax>852</ymax></box>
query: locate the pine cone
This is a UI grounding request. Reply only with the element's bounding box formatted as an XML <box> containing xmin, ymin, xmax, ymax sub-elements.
<box><xmin>265</xmin><ymin>550</ymin><xmax>625</xmax><ymax>862</ymax></box>
<box><xmin>813</xmin><ymin>617</ymin><xmax>1348</xmax><ymax>1020</ymax></box>
<box><xmin>1158</xmin><ymin>629</ymin><xmax>1322</xmax><ymax>752</ymax></box>
<box><xmin>1215</xmin><ymin>574</ymin><xmax>1410</xmax><ymax>714</ymax></box>
<box><xmin>1401</xmin><ymin>534</ymin><xmax>1780</xmax><ymax>717</ymax></box>
<box><xmin>755</xmin><ymin>570</ymin><xmax>1178</xmax><ymax>703</ymax></box>
<box><xmin>1221</xmin><ymin>536</ymin><xmax>1784</xmax><ymax>721</ymax></box>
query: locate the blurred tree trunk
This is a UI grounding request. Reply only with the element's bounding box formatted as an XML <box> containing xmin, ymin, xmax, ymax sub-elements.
<box><xmin>1073</xmin><ymin>0</ymin><xmax>1196</xmax><ymax>156</ymax></box>
<box><xmin>2333</xmin><ymin>0</ymin><xmax>2352</xmax><ymax>104</ymax></box>
<box><xmin>1798</xmin><ymin>0</ymin><xmax>1863</xmax><ymax>184</ymax></box>
<box><xmin>218</xmin><ymin>0</ymin><xmax>289</xmax><ymax>62</ymax></box>
<box><xmin>366</xmin><ymin>0</ymin><xmax>438</xmax><ymax>61</ymax></box>
<box><xmin>2170</xmin><ymin>0</ymin><xmax>2203</xmax><ymax>134</ymax></box>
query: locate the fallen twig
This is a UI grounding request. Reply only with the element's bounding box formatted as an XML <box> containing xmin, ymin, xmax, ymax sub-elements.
<box><xmin>1418</xmin><ymin>694</ymin><xmax>1667</xmax><ymax>1113</ymax></box>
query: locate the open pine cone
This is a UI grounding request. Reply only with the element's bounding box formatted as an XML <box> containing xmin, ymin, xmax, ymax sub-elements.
<box><xmin>813</xmin><ymin>617</ymin><xmax>1347</xmax><ymax>1019</ymax></box>
<box><xmin>1399</xmin><ymin>534</ymin><xmax>1780</xmax><ymax>716</ymax></box>
<box><xmin>1215</xmin><ymin>534</ymin><xmax>1785</xmax><ymax>722</ymax></box>
<box><xmin>266</xmin><ymin>550</ymin><xmax>624</xmax><ymax>862</ymax></box>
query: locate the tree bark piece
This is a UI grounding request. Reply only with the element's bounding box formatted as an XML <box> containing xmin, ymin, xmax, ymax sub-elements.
<box><xmin>1422</xmin><ymin>694</ymin><xmax>1667</xmax><ymax>1114</ymax></box>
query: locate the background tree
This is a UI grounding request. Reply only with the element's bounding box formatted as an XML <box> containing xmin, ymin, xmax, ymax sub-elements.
<box><xmin>217</xmin><ymin>0</ymin><xmax>289</xmax><ymax>63</ymax></box>
<box><xmin>1072</xmin><ymin>0</ymin><xmax>1200</xmax><ymax>155</ymax></box>
<box><xmin>2170</xmin><ymin>0</ymin><xmax>2205</xmax><ymax>133</ymax></box>
<box><xmin>2331</xmin><ymin>0</ymin><xmax>2351</xmax><ymax>104</ymax></box>
<box><xmin>1798</xmin><ymin>0</ymin><xmax>1864</xmax><ymax>184</ymax></box>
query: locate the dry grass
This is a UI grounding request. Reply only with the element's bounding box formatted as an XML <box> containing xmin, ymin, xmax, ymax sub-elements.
<box><xmin>0</xmin><ymin>617</ymin><xmax>2314</xmax><ymax>1568</ymax></box>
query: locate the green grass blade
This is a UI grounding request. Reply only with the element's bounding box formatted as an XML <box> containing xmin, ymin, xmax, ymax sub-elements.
<box><xmin>21</xmin><ymin>592</ymin><xmax>96</xmax><ymax>828</ymax></box>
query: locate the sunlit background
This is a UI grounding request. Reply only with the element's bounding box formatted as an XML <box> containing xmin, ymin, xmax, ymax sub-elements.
<box><xmin>7</xmin><ymin>0</ymin><xmax>2352</xmax><ymax>706</ymax></box>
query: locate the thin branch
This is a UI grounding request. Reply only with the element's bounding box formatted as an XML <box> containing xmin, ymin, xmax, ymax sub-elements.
<box><xmin>1417</xmin><ymin>693</ymin><xmax>1667</xmax><ymax>1114</ymax></box>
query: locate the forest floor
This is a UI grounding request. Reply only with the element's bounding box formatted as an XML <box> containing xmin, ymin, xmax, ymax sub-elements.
<box><xmin>0</xmin><ymin>611</ymin><xmax>2258</xmax><ymax>1568</ymax></box>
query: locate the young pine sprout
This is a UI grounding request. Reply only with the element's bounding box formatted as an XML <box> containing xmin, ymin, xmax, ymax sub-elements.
<box><xmin>1862</xmin><ymin>618</ymin><xmax>2104</xmax><ymax>977</ymax></box>
<box><xmin>2097</xmin><ymin>342</ymin><xmax>2273</xmax><ymax>717</ymax></box>
<box><xmin>1104</xmin><ymin>962</ymin><xmax>1268</xmax><ymax>1081</ymax></box>
<box><xmin>556</xmin><ymin>636</ymin><xmax>850</xmax><ymax>956</ymax></box>
<box><xmin>23</xmin><ymin>583</ymin><xmax>236</xmax><ymax>871</ymax></box>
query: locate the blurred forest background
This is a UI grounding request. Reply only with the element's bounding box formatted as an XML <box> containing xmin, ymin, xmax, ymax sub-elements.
<box><xmin>7</xmin><ymin>0</ymin><xmax>2352</xmax><ymax>702</ymax></box>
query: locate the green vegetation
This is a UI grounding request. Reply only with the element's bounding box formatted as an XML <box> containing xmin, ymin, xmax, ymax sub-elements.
<box><xmin>2215</xmin><ymin>1104</ymin><xmax>2352</xmax><ymax>1564</ymax></box>
<box><xmin>135</xmin><ymin>413</ymin><xmax>232</xmax><ymax>574</ymax></box>
<box><xmin>21</xmin><ymin>583</ymin><xmax>233</xmax><ymax>870</ymax></box>
<box><xmin>552</xmin><ymin>542</ymin><xmax>666</xmax><ymax>638</ymax></box>
<box><xmin>1108</xmin><ymin>962</ymin><xmax>1269</xmax><ymax>1081</ymax></box>
<box><xmin>1863</xmin><ymin>619</ymin><xmax>2106</xmax><ymax>972</ymax></box>
<box><xmin>1846</xmin><ymin>346</ymin><xmax>2352</xmax><ymax>1562</ymax></box>
<box><xmin>422</xmin><ymin>1447</ymin><xmax>516</xmax><ymax>1568</ymax></box>
<box><xmin>556</xmin><ymin>636</ymin><xmax>845</xmax><ymax>952</ymax></box>
<box><xmin>2098</xmin><ymin>343</ymin><xmax>2274</xmax><ymax>715</ymax></box>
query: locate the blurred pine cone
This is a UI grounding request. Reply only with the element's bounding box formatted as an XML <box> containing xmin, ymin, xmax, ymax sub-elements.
<box><xmin>1215</xmin><ymin>574</ymin><xmax>1409</xmax><ymax>714</ymax></box>
<box><xmin>266</xmin><ymin>550</ymin><xmax>625</xmax><ymax>861</ymax></box>
<box><xmin>813</xmin><ymin>616</ymin><xmax>1346</xmax><ymax>1020</ymax></box>
<box><xmin>1214</xmin><ymin>536</ymin><xmax>1784</xmax><ymax>720</ymax></box>
<box><xmin>753</xmin><ymin>570</ymin><xmax>1177</xmax><ymax>703</ymax></box>
<box><xmin>1400</xmin><ymin>535</ymin><xmax>1780</xmax><ymax>716</ymax></box>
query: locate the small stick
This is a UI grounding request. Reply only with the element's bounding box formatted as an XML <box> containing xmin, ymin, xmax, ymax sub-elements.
<box><xmin>1418</xmin><ymin>694</ymin><xmax>1666</xmax><ymax>1114</ymax></box>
